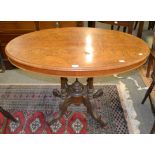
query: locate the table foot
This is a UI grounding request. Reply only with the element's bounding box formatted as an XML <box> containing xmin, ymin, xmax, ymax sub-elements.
<box><xmin>82</xmin><ymin>97</ymin><xmax>107</xmax><ymax>127</ymax></box>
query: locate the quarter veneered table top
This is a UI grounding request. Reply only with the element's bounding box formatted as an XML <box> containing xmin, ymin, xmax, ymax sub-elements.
<box><xmin>5</xmin><ymin>27</ymin><xmax>150</xmax><ymax>77</ymax></box>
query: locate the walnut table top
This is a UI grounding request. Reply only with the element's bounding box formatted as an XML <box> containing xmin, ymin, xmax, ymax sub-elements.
<box><xmin>5</xmin><ymin>27</ymin><xmax>150</xmax><ymax>77</ymax></box>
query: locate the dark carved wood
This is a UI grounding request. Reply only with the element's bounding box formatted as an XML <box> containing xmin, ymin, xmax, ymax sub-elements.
<box><xmin>88</xmin><ymin>21</ymin><xmax>95</xmax><ymax>27</ymax></box>
<box><xmin>148</xmin><ymin>21</ymin><xmax>155</xmax><ymax>30</ymax></box>
<box><xmin>141</xmin><ymin>81</ymin><xmax>154</xmax><ymax>105</ymax></box>
<box><xmin>134</xmin><ymin>21</ymin><xmax>138</xmax><ymax>30</ymax></box>
<box><xmin>88</xmin><ymin>21</ymin><xmax>144</xmax><ymax>38</ymax></box>
<box><xmin>82</xmin><ymin>96</ymin><xmax>106</xmax><ymax>127</ymax></box>
<box><xmin>50</xmin><ymin>77</ymin><xmax>106</xmax><ymax>127</ymax></box>
<box><xmin>146</xmin><ymin>53</ymin><xmax>154</xmax><ymax>77</ymax></box>
<box><xmin>146</xmin><ymin>32</ymin><xmax>155</xmax><ymax>77</ymax></box>
<box><xmin>88</xmin><ymin>21</ymin><xmax>134</xmax><ymax>34</ymax></box>
<box><xmin>0</xmin><ymin>106</ymin><xmax>17</xmax><ymax>122</ymax></box>
<box><xmin>0</xmin><ymin>52</ymin><xmax>5</xmax><ymax>72</ymax></box>
<box><xmin>137</xmin><ymin>21</ymin><xmax>144</xmax><ymax>38</ymax></box>
<box><xmin>34</xmin><ymin>21</ymin><xmax>40</xmax><ymax>30</ymax></box>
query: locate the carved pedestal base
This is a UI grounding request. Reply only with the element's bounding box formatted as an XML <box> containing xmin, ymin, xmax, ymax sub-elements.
<box><xmin>50</xmin><ymin>77</ymin><xmax>107</xmax><ymax>127</ymax></box>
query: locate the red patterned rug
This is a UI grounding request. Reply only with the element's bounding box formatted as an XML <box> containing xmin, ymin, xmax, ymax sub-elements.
<box><xmin>0</xmin><ymin>84</ymin><xmax>136</xmax><ymax>134</ymax></box>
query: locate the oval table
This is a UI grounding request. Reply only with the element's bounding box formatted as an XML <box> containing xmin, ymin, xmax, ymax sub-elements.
<box><xmin>5</xmin><ymin>27</ymin><xmax>150</xmax><ymax>126</ymax></box>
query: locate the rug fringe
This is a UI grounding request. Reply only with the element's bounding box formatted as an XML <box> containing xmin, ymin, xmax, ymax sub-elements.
<box><xmin>117</xmin><ymin>81</ymin><xmax>140</xmax><ymax>134</ymax></box>
<box><xmin>113</xmin><ymin>74</ymin><xmax>148</xmax><ymax>90</ymax></box>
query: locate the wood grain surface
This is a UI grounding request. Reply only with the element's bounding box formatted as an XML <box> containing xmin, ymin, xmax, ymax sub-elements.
<box><xmin>5</xmin><ymin>27</ymin><xmax>150</xmax><ymax>77</ymax></box>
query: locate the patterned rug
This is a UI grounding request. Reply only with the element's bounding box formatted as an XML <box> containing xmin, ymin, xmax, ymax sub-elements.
<box><xmin>0</xmin><ymin>84</ymin><xmax>138</xmax><ymax>134</ymax></box>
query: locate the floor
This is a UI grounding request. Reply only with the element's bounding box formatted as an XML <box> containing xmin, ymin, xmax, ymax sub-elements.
<box><xmin>0</xmin><ymin>68</ymin><xmax>154</xmax><ymax>134</ymax></box>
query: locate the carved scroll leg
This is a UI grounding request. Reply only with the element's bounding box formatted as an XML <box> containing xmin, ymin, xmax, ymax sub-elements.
<box><xmin>82</xmin><ymin>97</ymin><xmax>107</xmax><ymax>127</ymax></box>
<box><xmin>0</xmin><ymin>106</ymin><xmax>17</xmax><ymax>122</ymax></box>
<box><xmin>49</xmin><ymin>98</ymin><xmax>71</xmax><ymax>125</ymax></box>
<box><xmin>87</xmin><ymin>78</ymin><xmax>94</xmax><ymax>89</ymax></box>
<box><xmin>60</xmin><ymin>77</ymin><xmax>69</xmax><ymax>100</ymax></box>
<box><xmin>93</xmin><ymin>89</ymin><xmax>103</xmax><ymax>98</ymax></box>
<box><xmin>53</xmin><ymin>89</ymin><xmax>61</xmax><ymax>98</ymax></box>
<box><xmin>87</xmin><ymin>78</ymin><xmax>103</xmax><ymax>98</ymax></box>
<box><xmin>53</xmin><ymin>77</ymin><xmax>69</xmax><ymax>98</ymax></box>
<box><xmin>87</xmin><ymin>78</ymin><xmax>94</xmax><ymax>99</ymax></box>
